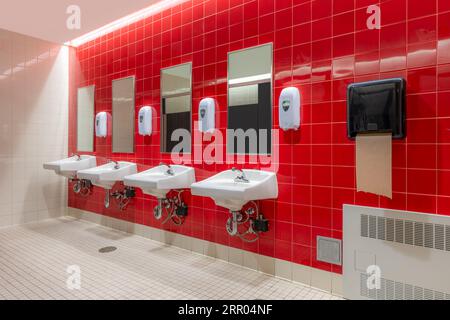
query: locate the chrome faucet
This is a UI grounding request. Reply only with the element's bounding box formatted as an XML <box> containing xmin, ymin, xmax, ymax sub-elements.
<box><xmin>232</xmin><ymin>167</ymin><xmax>249</xmax><ymax>183</ymax></box>
<box><xmin>160</xmin><ymin>162</ymin><xmax>174</xmax><ymax>176</ymax></box>
<box><xmin>71</xmin><ymin>153</ymin><xmax>81</xmax><ymax>161</ymax></box>
<box><xmin>108</xmin><ymin>159</ymin><xmax>120</xmax><ymax>170</ymax></box>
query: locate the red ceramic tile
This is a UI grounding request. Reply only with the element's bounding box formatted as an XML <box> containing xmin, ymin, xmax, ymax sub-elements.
<box><xmin>258</xmin><ymin>0</ymin><xmax>274</xmax><ymax>16</ymax></box>
<box><xmin>381</xmin><ymin>0</ymin><xmax>407</xmax><ymax>25</ymax></box>
<box><xmin>437</xmin><ymin>196</ymin><xmax>450</xmax><ymax>215</ymax></box>
<box><xmin>293</xmin><ymin>224</ymin><xmax>311</xmax><ymax>246</ymax></box>
<box><xmin>407</xmin><ymin>67</ymin><xmax>437</xmax><ymax>93</ymax></box>
<box><xmin>312</xmin><ymin>39</ymin><xmax>332</xmax><ymax>61</ymax></box>
<box><xmin>333</xmin><ymin>11</ymin><xmax>354</xmax><ymax>36</ymax></box>
<box><xmin>407</xmin><ymin>169</ymin><xmax>437</xmax><ymax>195</ymax></box>
<box><xmin>438</xmin><ymin>92</ymin><xmax>450</xmax><ymax>117</ymax></box>
<box><xmin>312</xmin><ymin>18</ymin><xmax>331</xmax><ymax>41</ymax></box>
<box><xmin>355</xmin><ymin>51</ymin><xmax>380</xmax><ymax>75</ymax></box>
<box><xmin>407</xmin><ymin>194</ymin><xmax>436</xmax><ymax>213</ymax></box>
<box><xmin>275</xmin><ymin>8</ymin><xmax>293</xmax><ymax>30</ymax></box>
<box><xmin>293</xmin><ymin>3</ymin><xmax>311</xmax><ymax>26</ymax></box>
<box><xmin>440</xmin><ymin>0</ymin><xmax>450</xmax><ymax>12</ymax></box>
<box><xmin>407</xmin><ymin>93</ymin><xmax>437</xmax><ymax>119</ymax></box>
<box><xmin>292</xmin><ymin>244</ymin><xmax>311</xmax><ymax>266</ymax></box>
<box><xmin>407</xmin><ymin>119</ymin><xmax>437</xmax><ymax>143</ymax></box>
<box><xmin>381</xmin><ymin>23</ymin><xmax>406</xmax><ymax>50</ymax></box>
<box><xmin>408</xmin><ymin>0</ymin><xmax>436</xmax><ymax>19</ymax></box>
<box><xmin>437</xmin><ymin>118</ymin><xmax>450</xmax><ymax>143</ymax></box>
<box><xmin>408</xmin><ymin>16</ymin><xmax>436</xmax><ymax>44</ymax></box>
<box><xmin>68</xmin><ymin>0</ymin><xmax>450</xmax><ymax>277</ymax></box>
<box><xmin>332</xmin><ymin>33</ymin><xmax>355</xmax><ymax>58</ymax></box>
<box><xmin>407</xmin><ymin>144</ymin><xmax>437</xmax><ymax>169</ymax></box>
<box><xmin>438</xmin><ymin>170</ymin><xmax>450</xmax><ymax>196</ymax></box>
<box><xmin>438</xmin><ymin>64</ymin><xmax>450</xmax><ymax>91</ymax></box>
<box><xmin>333</xmin><ymin>0</ymin><xmax>354</xmax><ymax>14</ymax></box>
<box><xmin>355</xmin><ymin>30</ymin><xmax>380</xmax><ymax>53</ymax></box>
<box><xmin>438</xmin><ymin>13</ymin><xmax>450</xmax><ymax>63</ymax></box>
<box><xmin>312</xmin><ymin>0</ymin><xmax>332</xmax><ymax>20</ymax></box>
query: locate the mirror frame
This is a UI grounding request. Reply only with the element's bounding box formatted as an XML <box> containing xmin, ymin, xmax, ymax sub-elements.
<box><xmin>112</xmin><ymin>76</ymin><xmax>136</xmax><ymax>154</ymax></box>
<box><xmin>226</xmin><ymin>43</ymin><xmax>274</xmax><ymax>156</ymax></box>
<box><xmin>160</xmin><ymin>62</ymin><xmax>193</xmax><ymax>154</ymax></box>
<box><xmin>76</xmin><ymin>85</ymin><xmax>95</xmax><ymax>153</ymax></box>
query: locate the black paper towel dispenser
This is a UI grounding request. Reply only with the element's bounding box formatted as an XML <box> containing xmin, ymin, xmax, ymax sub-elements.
<box><xmin>347</xmin><ymin>78</ymin><xmax>406</xmax><ymax>139</ymax></box>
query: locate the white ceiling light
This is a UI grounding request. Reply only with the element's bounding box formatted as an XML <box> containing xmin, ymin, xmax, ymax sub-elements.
<box><xmin>66</xmin><ymin>0</ymin><xmax>187</xmax><ymax>47</ymax></box>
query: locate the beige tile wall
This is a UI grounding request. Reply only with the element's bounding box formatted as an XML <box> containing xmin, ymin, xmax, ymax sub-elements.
<box><xmin>0</xmin><ymin>29</ymin><xmax>69</xmax><ymax>227</ymax></box>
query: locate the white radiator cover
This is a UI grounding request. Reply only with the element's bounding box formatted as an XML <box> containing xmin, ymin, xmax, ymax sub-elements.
<box><xmin>344</xmin><ymin>205</ymin><xmax>450</xmax><ymax>300</ymax></box>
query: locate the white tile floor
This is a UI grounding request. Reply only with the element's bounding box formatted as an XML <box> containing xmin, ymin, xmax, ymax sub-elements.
<box><xmin>0</xmin><ymin>217</ymin><xmax>341</xmax><ymax>300</ymax></box>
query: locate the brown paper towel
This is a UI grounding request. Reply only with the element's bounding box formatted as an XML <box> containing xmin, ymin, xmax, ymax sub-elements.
<box><xmin>356</xmin><ymin>133</ymin><xmax>392</xmax><ymax>199</ymax></box>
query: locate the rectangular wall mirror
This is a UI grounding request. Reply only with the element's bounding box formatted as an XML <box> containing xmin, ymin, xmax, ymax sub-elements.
<box><xmin>227</xmin><ymin>43</ymin><xmax>273</xmax><ymax>155</ymax></box>
<box><xmin>112</xmin><ymin>76</ymin><xmax>135</xmax><ymax>153</ymax></box>
<box><xmin>161</xmin><ymin>63</ymin><xmax>192</xmax><ymax>153</ymax></box>
<box><xmin>77</xmin><ymin>85</ymin><xmax>95</xmax><ymax>152</ymax></box>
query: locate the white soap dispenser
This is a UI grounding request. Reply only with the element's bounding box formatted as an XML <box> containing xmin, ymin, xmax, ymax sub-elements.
<box><xmin>198</xmin><ymin>98</ymin><xmax>215</xmax><ymax>133</ymax></box>
<box><xmin>95</xmin><ymin>112</ymin><xmax>108</xmax><ymax>138</ymax></box>
<box><xmin>138</xmin><ymin>106</ymin><xmax>152</xmax><ymax>136</ymax></box>
<box><xmin>279</xmin><ymin>87</ymin><xmax>301</xmax><ymax>131</ymax></box>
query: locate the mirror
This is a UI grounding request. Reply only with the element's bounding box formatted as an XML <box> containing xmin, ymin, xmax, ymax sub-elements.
<box><xmin>112</xmin><ymin>76</ymin><xmax>135</xmax><ymax>153</ymax></box>
<box><xmin>77</xmin><ymin>85</ymin><xmax>95</xmax><ymax>152</ymax></box>
<box><xmin>161</xmin><ymin>63</ymin><xmax>192</xmax><ymax>153</ymax></box>
<box><xmin>227</xmin><ymin>44</ymin><xmax>273</xmax><ymax>155</ymax></box>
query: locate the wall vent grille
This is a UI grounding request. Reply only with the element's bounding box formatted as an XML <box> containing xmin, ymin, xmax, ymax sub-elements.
<box><xmin>316</xmin><ymin>236</ymin><xmax>342</xmax><ymax>265</ymax></box>
<box><xmin>360</xmin><ymin>214</ymin><xmax>450</xmax><ymax>251</ymax></box>
<box><xmin>360</xmin><ymin>273</ymin><xmax>450</xmax><ymax>300</ymax></box>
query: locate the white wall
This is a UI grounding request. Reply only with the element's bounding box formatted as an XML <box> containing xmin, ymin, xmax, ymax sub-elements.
<box><xmin>0</xmin><ymin>29</ymin><xmax>69</xmax><ymax>227</ymax></box>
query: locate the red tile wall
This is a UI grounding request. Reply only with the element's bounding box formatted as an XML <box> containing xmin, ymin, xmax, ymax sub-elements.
<box><xmin>69</xmin><ymin>0</ymin><xmax>450</xmax><ymax>274</ymax></box>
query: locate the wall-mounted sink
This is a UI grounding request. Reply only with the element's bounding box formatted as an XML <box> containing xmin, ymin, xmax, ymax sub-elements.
<box><xmin>190</xmin><ymin>169</ymin><xmax>278</xmax><ymax>211</ymax></box>
<box><xmin>124</xmin><ymin>164</ymin><xmax>195</xmax><ymax>199</ymax></box>
<box><xmin>77</xmin><ymin>161</ymin><xmax>137</xmax><ymax>190</ymax></box>
<box><xmin>43</xmin><ymin>155</ymin><xmax>97</xmax><ymax>178</ymax></box>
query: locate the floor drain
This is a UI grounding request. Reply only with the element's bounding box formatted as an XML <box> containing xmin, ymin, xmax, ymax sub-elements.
<box><xmin>99</xmin><ymin>246</ymin><xmax>117</xmax><ymax>253</ymax></box>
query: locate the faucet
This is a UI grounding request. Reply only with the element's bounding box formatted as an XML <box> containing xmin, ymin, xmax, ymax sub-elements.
<box><xmin>232</xmin><ymin>167</ymin><xmax>249</xmax><ymax>183</ymax></box>
<box><xmin>160</xmin><ymin>162</ymin><xmax>174</xmax><ymax>176</ymax></box>
<box><xmin>71</xmin><ymin>153</ymin><xmax>81</xmax><ymax>161</ymax></box>
<box><xmin>108</xmin><ymin>159</ymin><xmax>120</xmax><ymax>170</ymax></box>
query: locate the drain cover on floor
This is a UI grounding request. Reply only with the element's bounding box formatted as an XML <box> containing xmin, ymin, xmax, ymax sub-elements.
<box><xmin>99</xmin><ymin>246</ymin><xmax>117</xmax><ymax>253</ymax></box>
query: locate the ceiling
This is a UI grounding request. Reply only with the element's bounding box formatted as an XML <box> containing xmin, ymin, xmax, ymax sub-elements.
<box><xmin>0</xmin><ymin>0</ymin><xmax>164</xmax><ymax>45</ymax></box>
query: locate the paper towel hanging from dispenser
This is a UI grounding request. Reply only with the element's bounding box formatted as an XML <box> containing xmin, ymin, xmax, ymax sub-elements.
<box><xmin>348</xmin><ymin>78</ymin><xmax>406</xmax><ymax>199</ymax></box>
<box><xmin>279</xmin><ymin>87</ymin><xmax>300</xmax><ymax>131</ymax></box>
<box><xmin>198</xmin><ymin>98</ymin><xmax>215</xmax><ymax>133</ymax></box>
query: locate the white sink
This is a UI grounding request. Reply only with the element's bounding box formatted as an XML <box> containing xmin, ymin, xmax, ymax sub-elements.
<box><xmin>77</xmin><ymin>161</ymin><xmax>137</xmax><ymax>190</ymax></box>
<box><xmin>43</xmin><ymin>155</ymin><xmax>97</xmax><ymax>178</ymax></box>
<box><xmin>190</xmin><ymin>169</ymin><xmax>278</xmax><ymax>211</ymax></box>
<box><xmin>124</xmin><ymin>164</ymin><xmax>195</xmax><ymax>199</ymax></box>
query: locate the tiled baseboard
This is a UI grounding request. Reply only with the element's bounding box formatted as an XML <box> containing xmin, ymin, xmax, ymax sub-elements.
<box><xmin>67</xmin><ymin>207</ymin><xmax>343</xmax><ymax>297</ymax></box>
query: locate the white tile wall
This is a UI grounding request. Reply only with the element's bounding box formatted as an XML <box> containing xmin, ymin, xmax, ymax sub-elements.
<box><xmin>0</xmin><ymin>28</ymin><xmax>69</xmax><ymax>227</ymax></box>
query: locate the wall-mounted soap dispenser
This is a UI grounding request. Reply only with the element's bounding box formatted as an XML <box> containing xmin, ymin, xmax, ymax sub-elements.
<box><xmin>138</xmin><ymin>106</ymin><xmax>152</xmax><ymax>136</ymax></box>
<box><xmin>198</xmin><ymin>98</ymin><xmax>215</xmax><ymax>133</ymax></box>
<box><xmin>279</xmin><ymin>87</ymin><xmax>300</xmax><ymax>131</ymax></box>
<box><xmin>347</xmin><ymin>78</ymin><xmax>406</xmax><ymax>139</ymax></box>
<box><xmin>95</xmin><ymin>112</ymin><xmax>108</xmax><ymax>138</ymax></box>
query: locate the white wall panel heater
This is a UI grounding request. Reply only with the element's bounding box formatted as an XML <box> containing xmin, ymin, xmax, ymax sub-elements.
<box><xmin>344</xmin><ymin>205</ymin><xmax>450</xmax><ymax>300</ymax></box>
